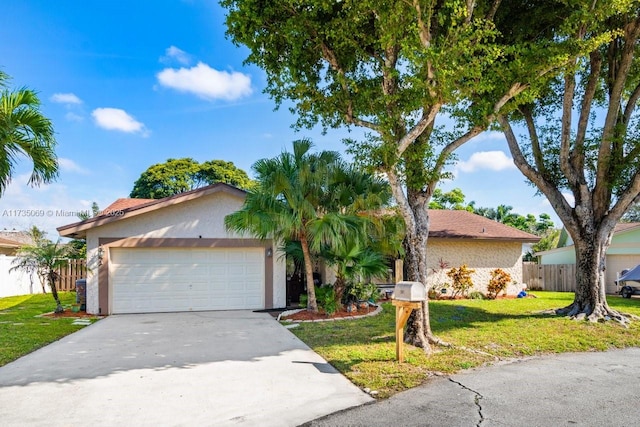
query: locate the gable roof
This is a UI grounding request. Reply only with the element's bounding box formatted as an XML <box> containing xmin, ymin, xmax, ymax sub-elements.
<box><xmin>0</xmin><ymin>230</ymin><xmax>33</xmax><ymax>245</ymax></box>
<box><xmin>428</xmin><ymin>210</ymin><xmax>540</xmax><ymax>242</ymax></box>
<box><xmin>614</xmin><ymin>222</ymin><xmax>640</xmax><ymax>234</ymax></box>
<box><xmin>57</xmin><ymin>183</ymin><xmax>247</xmax><ymax>238</ymax></box>
<box><xmin>103</xmin><ymin>197</ymin><xmax>155</xmax><ymax>212</ymax></box>
<box><xmin>0</xmin><ymin>237</ymin><xmax>23</xmax><ymax>249</ymax></box>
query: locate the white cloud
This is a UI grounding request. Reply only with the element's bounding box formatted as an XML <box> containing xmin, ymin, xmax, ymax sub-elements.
<box><xmin>160</xmin><ymin>45</ymin><xmax>192</xmax><ymax>65</ymax></box>
<box><xmin>91</xmin><ymin>108</ymin><xmax>148</xmax><ymax>136</ymax></box>
<box><xmin>65</xmin><ymin>112</ymin><xmax>84</xmax><ymax>122</ymax></box>
<box><xmin>457</xmin><ymin>151</ymin><xmax>516</xmax><ymax>173</ymax></box>
<box><xmin>156</xmin><ymin>62</ymin><xmax>252</xmax><ymax>101</ymax></box>
<box><xmin>50</xmin><ymin>93</ymin><xmax>82</xmax><ymax>104</ymax></box>
<box><xmin>58</xmin><ymin>158</ymin><xmax>90</xmax><ymax>175</ymax></box>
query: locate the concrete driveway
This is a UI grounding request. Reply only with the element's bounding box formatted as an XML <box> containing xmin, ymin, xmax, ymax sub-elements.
<box><xmin>0</xmin><ymin>311</ymin><xmax>372</xmax><ymax>427</ymax></box>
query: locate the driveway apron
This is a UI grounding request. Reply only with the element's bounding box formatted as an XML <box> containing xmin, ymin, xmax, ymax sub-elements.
<box><xmin>0</xmin><ymin>311</ymin><xmax>372</xmax><ymax>426</ymax></box>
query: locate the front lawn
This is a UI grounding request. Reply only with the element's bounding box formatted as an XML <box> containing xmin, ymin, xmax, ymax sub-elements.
<box><xmin>0</xmin><ymin>292</ymin><xmax>98</xmax><ymax>366</ymax></box>
<box><xmin>287</xmin><ymin>292</ymin><xmax>640</xmax><ymax>398</ymax></box>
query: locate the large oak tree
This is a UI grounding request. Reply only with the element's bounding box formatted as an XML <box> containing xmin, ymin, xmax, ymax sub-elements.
<box><xmin>222</xmin><ymin>0</ymin><xmax>577</xmax><ymax>351</ymax></box>
<box><xmin>496</xmin><ymin>3</ymin><xmax>640</xmax><ymax>323</ymax></box>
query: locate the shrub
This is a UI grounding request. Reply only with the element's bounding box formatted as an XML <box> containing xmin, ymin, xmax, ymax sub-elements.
<box><xmin>447</xmin><ymin>264</ymin><xmax>475</xmax><ymax>298</ymax></box>
<box><xmin>344</xmin><ymin>282</ymin><xmax>379</xmax><ymax>304</ymax></box>
<box><xmin>315</xmin><ymin>285</ymin><xmax>338</xmax><ymax>315</ymax></box>
<box><xmin>468</xmin><ymin>291</ymin><xmax>486</xmax><ymax>300</ymax></box>
<box><xmin>299</xmin><ymin>286</ymin><xmax>338</xmax><ymax>314</ymax></box>
<box><xmin>487</xmin><ymin>268</ymin><xmax>512</xmax><ymax>299</ymax></box>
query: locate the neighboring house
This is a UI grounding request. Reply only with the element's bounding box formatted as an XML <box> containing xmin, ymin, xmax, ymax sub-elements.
<box><xmin>0</xmin><ymin>230</ymin><xmax>34</xmax><ymax>255</ymax></box>
<box><xmin>0</xmin><ymin>237</ymin><xmax>22</xmax><ymax>256</ymax></box>
<box><xmin>537</xmin><ymin>222</ymin><xmax>640</xmax><ymax>294</ymax></box>
<box><xmin>425</xmin><ymin>210</ymin><xmax>540</xmax><ymax>295</ymax></box>
<box><xmin>57</xmin><ymin>183</ymin><xmax>286</xmax><ymax>315</ymax></box>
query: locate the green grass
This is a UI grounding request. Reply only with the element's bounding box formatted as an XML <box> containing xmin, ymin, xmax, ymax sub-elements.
<box><xmin>288</xmin><ymin>292</ymin><xmax>640</xmax><ymax>398</ymax></box>
<box><xmin>0</xmin><ymin>292</ymin><xmax>99</xmax><ymax>366</ymax></box>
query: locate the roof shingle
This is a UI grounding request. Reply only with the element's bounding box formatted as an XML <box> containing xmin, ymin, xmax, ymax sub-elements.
<box><xmin>428</xmin><ymin>210</ymin><xmax>540</xmax><ymax>241</ymax></box>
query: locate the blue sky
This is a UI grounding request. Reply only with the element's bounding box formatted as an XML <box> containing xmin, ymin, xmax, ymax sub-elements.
<box><xmin>0</xmin><ymin>0</ymin><xmax>561</xmax><ymax>237</ymax></box>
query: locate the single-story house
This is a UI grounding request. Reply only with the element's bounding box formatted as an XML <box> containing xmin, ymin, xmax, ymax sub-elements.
<box><xmin>315</xmin><ymin>209</ymin><xmax>540</xmax><ymax>296</ymax></box>
<box><xmin>537</xmin><ymin>222</ymin><xmax>640</xmax><ymax>294</ymax></box>
<box><xmin>424</xmin><ymin>210</ymin><xmax>540</xmax><ymax>295</ymax></box>
<box><xmin>57</xmin><ymin>183</ymin><xmax>286</xmax><ymax>315</ymax></box>
<box><xmin>0</xmin><ymin>230</ymin><xmax>33</xmax><ymax>255</ymax></box>
<box><xmin>0</xmin><ymin>237</ymin><xmax>22</xmax><ymax>256</ymax></box>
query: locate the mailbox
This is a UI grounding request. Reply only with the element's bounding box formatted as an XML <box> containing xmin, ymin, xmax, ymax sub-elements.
<box><xmin>393</xmin><ymin>281</ymin><xmax>426</xmax><ymax>302</ymax></box>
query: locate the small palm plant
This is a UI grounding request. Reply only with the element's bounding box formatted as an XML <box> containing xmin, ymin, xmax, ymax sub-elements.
<box><xmin>11</xmin><ymin>238</ymin><xmax>76</xmax><ymax>313</ymax></box>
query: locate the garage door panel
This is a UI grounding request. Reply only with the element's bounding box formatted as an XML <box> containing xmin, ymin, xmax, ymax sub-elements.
<box><xmin>110</xmin><ymin>247</ymin><xmax>265</xmax><ymax>314</ymax></box>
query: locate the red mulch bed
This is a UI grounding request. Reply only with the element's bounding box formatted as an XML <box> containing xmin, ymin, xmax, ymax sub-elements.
<box><xmin>281</xmin><ymin>305</ymin><xmax>379</xmax><ymax>321</ymax></box>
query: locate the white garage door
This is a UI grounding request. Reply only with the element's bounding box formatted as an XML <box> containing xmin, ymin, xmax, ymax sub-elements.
<box><xmin>110</xmin><ymin>247</ymin><xmax>265</xmax><ymax>314</ymax></box>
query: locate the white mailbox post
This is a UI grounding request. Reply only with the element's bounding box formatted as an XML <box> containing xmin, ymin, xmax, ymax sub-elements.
<box><xmin>392</xmin><ymin>281</ymin><xmax>427</xmax><ymax>362</ymax></box>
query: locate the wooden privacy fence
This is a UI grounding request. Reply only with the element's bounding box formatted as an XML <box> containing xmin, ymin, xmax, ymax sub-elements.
<box><xmin>57</xmin><ymin>259</ymin><xmax>87</xmax><ymax>291</ymax></box>
<box><xmin>523</xmin><ymin>262</ymin><xmax>576</xmax><ymax>292</ymax></box>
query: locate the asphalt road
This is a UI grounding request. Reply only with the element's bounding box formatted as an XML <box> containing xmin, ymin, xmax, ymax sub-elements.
<box><xmin>303</xmin><ymin>347</ymin><xmax>640</xmax><ymax>427</ymax></box>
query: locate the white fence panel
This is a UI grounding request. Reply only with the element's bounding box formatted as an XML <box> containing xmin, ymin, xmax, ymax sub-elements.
<box><xmin>0</xmin><ymin>255</ymin><xmax>47</xmax><ymax>298</ymax></box>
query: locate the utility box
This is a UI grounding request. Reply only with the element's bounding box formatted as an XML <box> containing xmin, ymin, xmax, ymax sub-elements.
<box><xmin>75</xmin><ymin>279</ymin><xmax>87</xmax><ymax>311</ymax></box>
<box><xmin>393</xmin><ymin>281</ymin><xmax>426</xmax><ymax>302</ymax></box>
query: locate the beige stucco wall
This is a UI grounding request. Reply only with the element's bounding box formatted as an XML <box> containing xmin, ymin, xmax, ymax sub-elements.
<box><xmin>84</xmin><ymin>191</ymin><xmax>286</xmax><ymax>313</ymax></box>
<box><xmin>426</xmin><ymin>239</ymin><xmax>525</xmax><ymax>296</ymax></box>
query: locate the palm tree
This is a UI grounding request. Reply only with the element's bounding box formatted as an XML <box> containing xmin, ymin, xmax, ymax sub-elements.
<box><xmin>11</xmin><ymin>238</ymin><xmax>76</xmax><ymax>313</ymax></box>
<box><xmin>225</xmin><ymin>139</ymin><xmax>362</xmax><ymax>312</ymax></box>
<box><xmin>0</xmin><ymin>71</ymin><xmax>58</xmax><ymax>194</ymax></box>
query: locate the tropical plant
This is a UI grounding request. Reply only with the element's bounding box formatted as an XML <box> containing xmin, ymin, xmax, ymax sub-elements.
<box><xmin>0</xmin><ymin>70</ymin><xmax>58</xmax><ymax>195</ymax></box>
<box><xmin>486</xmin><ymin>269</ymin><xmax>512</xmax><ymax>299</ymax></box>
<box><xmin>344</xmin><ymin>282</ymin><xmax>380</xmax><ymax>304</ymax></box>
<box><xmin>447</xmin><ymin>265</ymin><xmax>475</xmax><ymax>298</ymax></box>
<box><xmin>11</xmin><ymin>238</ymin><xmax>76</xmax><ymax>313</ymax></box>
<box><xmin>225</xmin><ymin>139</ymin><xmax>362</xmax><ymax>312</ymax></box>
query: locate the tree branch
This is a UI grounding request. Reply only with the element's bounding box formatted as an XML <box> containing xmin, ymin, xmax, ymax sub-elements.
<box><xmin>318</xmin><ymin>40</ymin><xmax>381</xmax><ymax>132</ymax></box>
<box><xmin>485</xmin><ymin>0</ymin><xmax>501</xmax><ymax>20</ymax></box>
<box><xmin>559</xmin><ymin>70</ymin><xmax>582</xmax><ymax>194</ymax></box>
<box><xmin>497</xmin><ymin>114</ymin><xmax>574</xmax><ymax>228</ymax></box>
<box><xmin>574</xmin><ymin>51</ymin><xmax>602</xmax><ymax>167</ymax></box>
<box><xmin>608</xmin><ymin>172</ymin><xmax>640</xmax><ymax>221</ymax></box>
<box><xmin>623</xmin><ymin>81</ymin><xmax>640</xmax><ymax>127</ymax></box>
<box><xmin>594</xmin><ymin>17</ymin><xmax>640</xmax><ymax>216</ymax></box>
<box><xmin>386</xmin><ymin>168</ymin><xmax>416</xmax><ymax>233</ymax></box>
<box><xmin>396</xmin><ymin>105</ymin><xmax>442</xmax><ymax>156</ymax></box>
<box><xmin>520</xmin><ymin>105</ymin><xmax>546</xmax><ymax>174</ymax></box>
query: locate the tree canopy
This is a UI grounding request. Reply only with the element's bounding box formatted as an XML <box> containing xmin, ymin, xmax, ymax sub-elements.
<box><xmin>0</xmin><ymin>70</ymin><xmax>58</xmax><ymax>195</ymax></box>
<box><xmin>496</xmin><ymin>3</ymin><xmax>640</xmax><ymax>322</ymax></box>
<box><xmin>130</xmin><ymin>158</ymin><xmax>255</xmax><ymax>198</ymax></box>
<box><xmin>222</xmin><ymin>0</ymin><xmax>580</xmax><ymax>351</ymax></box>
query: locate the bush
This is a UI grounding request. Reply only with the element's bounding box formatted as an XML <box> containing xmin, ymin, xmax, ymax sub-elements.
<box><xmin>299</xmin><ymin>286</ymin><xmax>338</xmax><ymax>314</ymax></box>
<box><xmin>316</xmin><ymin>285</ymin><xmax>338</xmax><ymax>315</ymax></box>
<box><xmin>447</xmin><ymin>264</ymin><xmax>475</xmax><ymax>298</ymax></box>
<box><xmin>344</xmin><ymin>282</ymin><xmax>379</xmax><ymax>304</ymax></box>
<box><xmin>468</xmin><ymin>291</ymin><xmax>486</xmax><ymax>300</ymax></box>
<box><xmin>487</xmin><ymin>268</ymin><xmax>512</xmax><ymax>299</ymax></box>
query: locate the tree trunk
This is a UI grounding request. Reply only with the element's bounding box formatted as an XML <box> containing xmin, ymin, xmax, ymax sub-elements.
<box><xmin>402</xmin><ymin>189</ymin><xmax>443</xmax><ymax>352</ymax></box>
<box><xmin>556</xmin><ymin>228</ymin><xmax>627</xmax><ymax>323</ymax></box>
<box><xmin>300</xmin><ymin>234</ymin><xmax>319</xmax><ymax>312</ymax></box>
<box><xmin>48</xmin><ymin>271</ymin><xmax>64</xmax><ymax>313</ymax></box>
<box><xmin>334</xmin><ymin>274</ymin><xmax>347</xmax><ymax>306</ymax></box>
